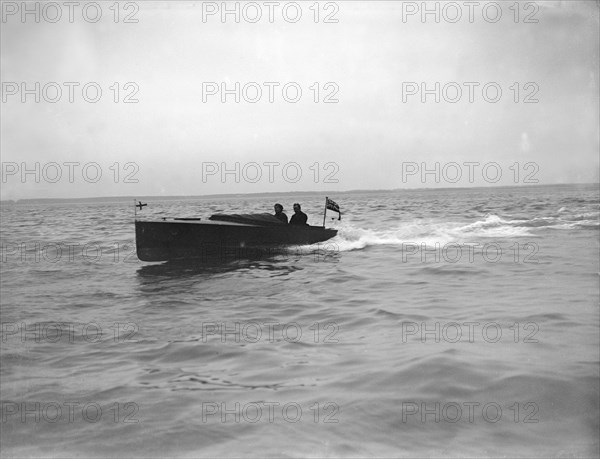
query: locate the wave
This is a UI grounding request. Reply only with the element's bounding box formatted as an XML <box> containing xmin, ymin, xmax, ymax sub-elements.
<box><xmin>326</xmin><ymin>212</ymin><xmax>598</xmax><ymax>252</ymax></box>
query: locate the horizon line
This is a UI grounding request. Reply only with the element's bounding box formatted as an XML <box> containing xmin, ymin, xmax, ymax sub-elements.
<box><xmin>1</xmin><ymin>182</ymin><xmax>598</xmax><ymax>204</ymax></box>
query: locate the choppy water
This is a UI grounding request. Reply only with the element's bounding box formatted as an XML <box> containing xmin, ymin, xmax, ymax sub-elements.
<box><xmin>1</xmin><ymin>184</ymin><xmax>598</xmax><ymax>458</ymax></box>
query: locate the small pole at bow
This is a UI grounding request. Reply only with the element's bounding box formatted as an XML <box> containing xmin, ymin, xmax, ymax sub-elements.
<box><xmin>322</xmin><ymin>197</ymin><xmax>327</xmax><ymax>228</ymax></box>
<box><xmin>134</xmin><ymin>199</ymin><xmax>147</xmax><ymax>218</ymax></box>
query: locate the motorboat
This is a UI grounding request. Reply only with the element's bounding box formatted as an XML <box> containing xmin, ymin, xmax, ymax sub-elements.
<box><xmin>135</xmin><ymin>202</ymin><xmax>340</xmax><ymax>262</ymax></box>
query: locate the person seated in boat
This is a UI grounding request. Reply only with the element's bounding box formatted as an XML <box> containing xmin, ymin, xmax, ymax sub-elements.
<box><xmin>273</xmin><ymin>203</ymin><xmax>288</xmax><ymax>224</ymax></box>
<box><xmin>289</xmin><ymin>203</ymin><xmax>308</xmax><ymax>225</ymax></box>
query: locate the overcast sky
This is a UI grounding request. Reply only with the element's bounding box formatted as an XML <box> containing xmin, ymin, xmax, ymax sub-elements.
<box><xmin>1</xmin><ymin>0</ymin><xmax>598</xmax><ymax>200</ymax></box>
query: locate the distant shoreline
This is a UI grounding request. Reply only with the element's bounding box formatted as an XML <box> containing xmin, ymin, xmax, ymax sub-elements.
<box><xmin>1</xmin><ymin>183</ymin><xmax>598</xmax><ymax>205</ymax></box>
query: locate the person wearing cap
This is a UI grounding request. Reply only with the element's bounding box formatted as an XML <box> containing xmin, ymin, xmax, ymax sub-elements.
<box><xmin>273</xmin><ymin>203</ymin><xmax>288</xmax><ymax>223</ymax></box>
<box><xmin>289</xmin><ymin>203</ymin><xmax>308</xmax><ymax>225</ymax></box>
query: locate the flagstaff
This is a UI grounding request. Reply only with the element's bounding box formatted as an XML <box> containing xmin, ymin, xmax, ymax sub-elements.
<box><xmin>134</xmin><ymin>199</ymin><xmax>147</xmax><ymax>218</ymax></box>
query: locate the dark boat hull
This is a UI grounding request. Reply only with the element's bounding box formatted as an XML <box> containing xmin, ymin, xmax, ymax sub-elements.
<box><xmin>135</xmin><ymin>220</ymin><xmax>338</xmax><ymax>262</ymax></box>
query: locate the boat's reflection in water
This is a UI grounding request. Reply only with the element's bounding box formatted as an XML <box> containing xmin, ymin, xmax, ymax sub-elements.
<box><xmin>135</xmin><ymin>244</ymin><xmax>340</xmax><ymax>283</ymax></box>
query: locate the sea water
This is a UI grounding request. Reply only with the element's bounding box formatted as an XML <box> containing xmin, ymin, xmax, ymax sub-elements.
<box><xmin>1</xmin><ymin>184</ymin><xmax>598</xmax><ymax>457</ymax></box>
